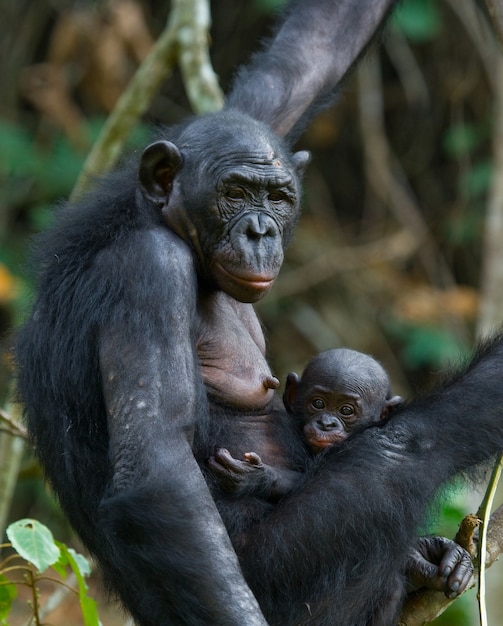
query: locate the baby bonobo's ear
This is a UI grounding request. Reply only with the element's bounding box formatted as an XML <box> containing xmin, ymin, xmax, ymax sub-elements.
<box><xmin>283</xmin><ymin>372</ymin><xmax>300</xmax><ymax>414</ymax></box>
<box><xmin>381</xmin><ymin>395</ymin><xmax>403</xmax><ymax>419</ymax></box>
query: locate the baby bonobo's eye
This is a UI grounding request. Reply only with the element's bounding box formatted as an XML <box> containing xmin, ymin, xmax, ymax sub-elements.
<box><xmin>340</xmin><ymin>405</ymin><xmax>354</xmax><ymax>416</ymax></box>
<box><xmin>311</xmin><ymin>398</ymin><xmax>325</xmax><ymax>410</ymax></box>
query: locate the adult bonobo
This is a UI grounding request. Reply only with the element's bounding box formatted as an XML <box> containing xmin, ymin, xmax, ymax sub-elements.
<box><xmin>18</xmin><ymin>110</ymin><xmax>305</xmax><ymax>625</ymax></box>
<box><xmin>14</xmin><ymin>1</ymin><xmax>503</xmax><ymax>625</ymax></box>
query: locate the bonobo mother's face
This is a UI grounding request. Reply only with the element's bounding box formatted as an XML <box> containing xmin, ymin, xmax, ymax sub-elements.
<box><xmin>138</xmin><ymin>110</ymin><xmax>310</xmax><ymax>303</ymax></box>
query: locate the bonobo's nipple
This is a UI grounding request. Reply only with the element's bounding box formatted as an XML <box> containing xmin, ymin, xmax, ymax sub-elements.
<box><xmin>262</xmin><ymin>375</ymin><xmax>280</xmax><ymax>390</ymax></box>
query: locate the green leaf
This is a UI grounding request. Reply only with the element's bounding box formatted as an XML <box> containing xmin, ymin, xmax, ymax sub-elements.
<box><xmin>58</xmin><ymin>544</ymin><xmax>99</xmax><ymax>626</ymax></box>
<box><xmin>52</xmin><ymin>547</ymin><xmax>69</xmax><ymax>579</ymax></box>
<box><xmin>67</xmin><ymin>548</ymin><xmax>92</xmax><ymax>577</ymax></box>
<box><xmin>392</xmin><ymin>0</ymin><xmax>441</xmax><ymax>41</ymax></box>
<box><xmin>6</xmin><ymin>519</ymin><xmax>60</xmax><ymax>573</ymax></box>
<box><xmin>0</xmin><ymin>575</ymin><xmax>17</xmax><ymax>620</ymax></box>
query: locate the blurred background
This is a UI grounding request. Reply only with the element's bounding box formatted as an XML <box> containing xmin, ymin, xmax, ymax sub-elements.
<box><xmin>1</xmin><ymin>0</ymin><xmax>502</xmax><ymax>623</ymax></box>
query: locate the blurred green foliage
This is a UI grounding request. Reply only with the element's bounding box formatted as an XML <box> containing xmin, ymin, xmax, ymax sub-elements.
<box><xmin>386</xmin><ymin>320</ymin><xmax>470</xmax><ymax>370</ymax></box>
<box><xmin>392</xmin><ymin>0</ymin><xmax>441</xmax><ymax>40</ymax></box>
<box><xmin>0</xmin><ymin>118</ymin><xmax>150</xmax><ymax>328</ymax></box>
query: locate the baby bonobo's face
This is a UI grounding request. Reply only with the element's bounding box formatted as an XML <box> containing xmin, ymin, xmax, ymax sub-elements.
<box><xmin>300</xmin><ymin>385</ymin><xmax>371</xmax><ymax>453</ymax></box>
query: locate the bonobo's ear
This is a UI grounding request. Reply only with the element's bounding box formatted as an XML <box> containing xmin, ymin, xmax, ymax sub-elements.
<box><xmin>291</xmin><ymin>150</ymin><xmax>311</xmax><ymax>178</ymax></box>
<box><xmin>138</xmin><ymin>140</ymin><xmax>183</xmax><ymax>203</ymax></box>
<box><xmin>381</xmin><ymin>395</ymin><xmax>403</xmax><ymax>419</ymax></box>
<box><xmin>283</xmin><ymin>372</ymin><xmax>300</xmax><ymax>414</ymax></box>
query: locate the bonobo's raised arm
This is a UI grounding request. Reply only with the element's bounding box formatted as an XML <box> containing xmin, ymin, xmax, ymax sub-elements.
<box><xmin>227</xmin><ymin>0</ymin><xmax>397</xmax><ymax>140</ymax></box>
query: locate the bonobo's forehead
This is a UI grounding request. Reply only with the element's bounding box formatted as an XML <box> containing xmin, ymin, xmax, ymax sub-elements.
<box><xmin>177</xmin><ymin>109</ymin><xmax>296</xmax><ymax>180</ymax></box>
<box><xmin>217</xmin><ymin>157</ymin><xmax>296</xmax><ymax>189</ymax></box>
<box><xmin>303</xmin><ymin>349</ymin><xmax>391</xmax><ymax>401</ymax></box>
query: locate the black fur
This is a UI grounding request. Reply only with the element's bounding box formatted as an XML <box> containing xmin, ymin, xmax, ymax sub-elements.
<box><xmin>14</xmin><ymin>1</ymin><xmax>503</xmax><ymax>625</ymax></box>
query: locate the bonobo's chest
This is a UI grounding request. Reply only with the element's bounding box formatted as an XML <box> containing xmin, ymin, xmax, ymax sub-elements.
<box><xmin>195</xmin><ymin>291</ymin><xmax>277</xmax><ymax>411</ymax></box>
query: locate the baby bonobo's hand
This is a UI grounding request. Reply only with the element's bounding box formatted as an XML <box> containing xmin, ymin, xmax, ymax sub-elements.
<box><xmin>406</xmin><ymin>536</ymin><xmax>473</xmax><ymax>599</ymax></box>
<box><xmin>208</xmin><ymin>448</ymin><xmax>265</xmax><ymax>496</ymax></box>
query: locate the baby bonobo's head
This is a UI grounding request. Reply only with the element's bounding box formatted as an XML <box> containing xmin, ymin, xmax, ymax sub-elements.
<box><xmin>283</xmin><ymin>349</ymin><xmax>402</xmax><ymax>453</ymax></box>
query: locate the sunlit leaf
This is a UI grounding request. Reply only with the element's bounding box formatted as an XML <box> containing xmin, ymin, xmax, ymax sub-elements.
<box><xmin>6</xmin><ymin>519</ymin><xmax>60</xmax><ymax>573</ymax></box>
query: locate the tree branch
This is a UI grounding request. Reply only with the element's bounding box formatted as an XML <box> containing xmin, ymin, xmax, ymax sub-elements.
<box><xmin>70</xmin><ymin>0</ymin><xmax>223</xmax><ymax>200</ymax></box>
<box><xmin>0</xmin><ymin>408</ymin><xmax>29</xmax><ymax>441</ymax></box>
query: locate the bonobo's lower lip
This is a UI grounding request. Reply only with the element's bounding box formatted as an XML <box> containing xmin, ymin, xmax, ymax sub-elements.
<box><xmin>214</xmin><ymin>263</ymin><xmax>275</xmax><ymax>293</ymax></box>
<box><xmin>308</xmin><ymin>439</ymin><xmax>333</xmax><ymax>449</ymax></box>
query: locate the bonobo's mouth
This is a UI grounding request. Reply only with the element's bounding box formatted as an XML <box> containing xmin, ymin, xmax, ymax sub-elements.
<box><xmin>214</xmin><ymin>262</ymin><xmax>276</xmax><ymax>301</ymax></box>
<box><xmin>304</xmin><ymin>424</ymin><xmax>347</xmax><ymax>454</ymax></box>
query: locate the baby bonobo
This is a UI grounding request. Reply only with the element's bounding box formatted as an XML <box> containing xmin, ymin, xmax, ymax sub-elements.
<box><xmin>209</xmin><ymin>348</ymin><xmax>402</xmax><ymax>501</ymax></box>
<box><xmin>285</xmin><ymin>348</ymin><xmax>402</xmax><ymax>453</ymax></box>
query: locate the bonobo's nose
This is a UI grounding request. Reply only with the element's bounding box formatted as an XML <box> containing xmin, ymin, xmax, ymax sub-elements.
<box><xmin>317</xmin><ymin>414</ymin><xmax>342</xmax><ymax>431</ymax></box>
<box><xmin>240</xmin><ymin>214</ymin><xmax>278</xmax><ymax>240</ymax></box>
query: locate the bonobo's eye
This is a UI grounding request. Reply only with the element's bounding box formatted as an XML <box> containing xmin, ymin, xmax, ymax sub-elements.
<box><xmin>311</xmin><ymin>398</ymin><xmax>325</xmax><ymax>410</ymax></box>
<box><xmin>268</xmin><ymin>191</ymin><xmax>287</xmax><ymax>203</ymax></box>
<box><xmin>225</xmin><ymin>187</ymin><xmax>246</xmax><ymax>200</ymax></box>
<box><xmin>340</xmin><ymin>405</ymin><xmax>354</xmax><ymax>416</ymax></box>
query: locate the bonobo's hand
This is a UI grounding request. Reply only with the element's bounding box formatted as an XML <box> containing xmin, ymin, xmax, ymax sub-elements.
<box><xmin>406</xmin><ymin>536</ymin><xmax>473</xmax><ymax>598</ymax></box>
<box><xmin>208</xmin><ymin>448</ymin><xmax>265</xmax><ymax>496</ymax></box>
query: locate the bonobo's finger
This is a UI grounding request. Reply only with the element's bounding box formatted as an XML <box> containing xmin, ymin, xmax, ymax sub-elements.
<box><xmin>207</xmin><ymin>455</ymin><xmax>228</xmax><ymax>477</ymax></box>
<box><xmin>244</xmin><ymin>452</ymin><xmax>263</xmax><ymax>465</ymax></box>
<box><xmin>208</xmin><ymin>449</ymin><xmax>244</xmax><ymax>481</ymax></box>
<box><xmin>441</xmin><ymin>548</ymin><xmax>473</xmax><ymax>598</ymax></box>
<box><xmin>438</xmin><ymin>542</ymin><xmax>468</xmax><ymax>577</ymax></box>
<box><xmin>406</xmin><ymin>548</ymin><xmax>440</xmax><ymax>591</ymax></box>
<box><xmin>212</xmin><ymin>447</ymin><xmax>243</xmax><ymax>471</ymax></box>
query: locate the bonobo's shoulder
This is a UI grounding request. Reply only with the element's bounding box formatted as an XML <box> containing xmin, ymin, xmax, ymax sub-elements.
<box><xmin>130</xmin><ymin>227</ymin><xmax>195</xmax><ymax>273</ymax></box>
<box><xmin>93</xmin><ymin>226</ymin><xmax>197</xmax><ymax>308</ymax></box>
<box><xmin>97</xmin><ymin>224</ymin><xmax>194</xmax><ymax>274</ymax></box>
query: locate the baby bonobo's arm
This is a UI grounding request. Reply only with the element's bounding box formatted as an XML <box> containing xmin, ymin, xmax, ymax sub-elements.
<box><xmin>208</xmin><ymin>448</ymin><xmax>302</xmax><ymax>502</ymax></box>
